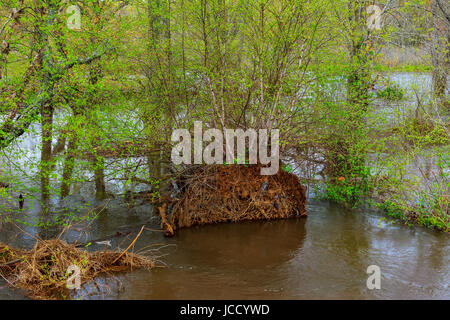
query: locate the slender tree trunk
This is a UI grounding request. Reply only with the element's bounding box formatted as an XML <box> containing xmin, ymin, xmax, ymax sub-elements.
<box><xmin>431</xmin><ymin>0</ymin><xmax>448</xmax><ymax>108</ymax></box>
<box><xmin>60</xmin><ymin>133</ymin><xmax>77</xmax><ymax>198</ymax></box>
<box><xmin>94</xmin><ymin>157</ymin><xmax>106</xmax><ymax>199</ymax></box>
<box><xmin>145</xmin><ymin>0</ymin><xmax>170</xmax><ymax>181</ymax></box>
<box><xmin>38</xmin><ymin>0</ymin><xmax>58</xmax><ymax>206</ymax></box>
<box><xmin>40</xmin><ymin>103</ymin><xmax>53</xmax><ymax>204</ymax></box>
<box><xmin>326</xmin><ymin>1</ymin><xmax>372</xmax><ymax>203</ymax></box>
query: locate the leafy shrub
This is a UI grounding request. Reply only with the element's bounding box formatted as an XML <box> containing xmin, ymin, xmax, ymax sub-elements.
<box><xmin>377</xmin><ymin>83</ymin><xmax>404</xmax><ymax>101</ymax></box>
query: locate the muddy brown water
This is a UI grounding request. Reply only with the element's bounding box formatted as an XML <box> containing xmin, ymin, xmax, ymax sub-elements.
<box><xmin>0</xmin><ymin>199</ymin><xmax>448</xmax><ymax>300</ymax></box>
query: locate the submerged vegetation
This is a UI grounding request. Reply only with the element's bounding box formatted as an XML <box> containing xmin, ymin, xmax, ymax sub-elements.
<box><xmin>376</xmin><ymin>83</ymin><xmax>405</xmax><ymax>101</ymax></box>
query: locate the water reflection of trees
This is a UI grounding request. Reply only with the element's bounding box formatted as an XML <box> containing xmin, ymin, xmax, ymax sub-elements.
<box><xmin>174</xmin><ymin>219</ymin><xmax>307</xmax><ymax>269</ymax></box>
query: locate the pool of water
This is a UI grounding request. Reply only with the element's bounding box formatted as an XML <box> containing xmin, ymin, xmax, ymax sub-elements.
<box><xmin>1</xmin><ymin>199</ymin><xmax>448</xmax><ymax>300</ymax></box>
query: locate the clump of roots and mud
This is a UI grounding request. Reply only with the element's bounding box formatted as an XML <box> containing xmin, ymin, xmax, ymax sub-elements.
<box><xmin>157</xmin><ymin>163</ymin><xmax>307</xmax><ymax>236</ymax></box>
<box><xmin>0</xmin><ymin>228</ymin><xmax>155</xmax><ymax>300</ymax></box>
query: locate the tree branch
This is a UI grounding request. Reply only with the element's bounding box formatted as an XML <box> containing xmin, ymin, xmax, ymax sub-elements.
<box><xmin>63</xmin><ymin>42</ymin><xmax>114</xmax><ymax>70</ymax></box>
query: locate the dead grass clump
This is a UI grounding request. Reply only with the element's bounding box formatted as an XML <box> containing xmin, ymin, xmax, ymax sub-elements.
<box><xmin>158</xmin><ymin>164</ymin><xmax>307</xmax><ymax>236</ymax></box>
<box><xmin>0</xmin><ymin>239</ymin><xmax>154</xmax><ymax>300</ymax></box>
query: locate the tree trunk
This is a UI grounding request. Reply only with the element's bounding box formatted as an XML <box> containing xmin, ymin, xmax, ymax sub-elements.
<box><xmin>40</xmin><ymin>103</ymin><xmax>53</xmax><ymax>204</ymax></box>
<box><xmin>94</xmin><ymin>157</ymin><xmax>106</xmax><ymax>199</ymax></box>
<box><xmin>431</xmin><ymin>0</ymin><xmax>449</xmax><ymax>108</ymax></box>
<box><xmin>60</xmin><ymin>133</ymin><xmax>78</xmax><ymax>198</ymax></box>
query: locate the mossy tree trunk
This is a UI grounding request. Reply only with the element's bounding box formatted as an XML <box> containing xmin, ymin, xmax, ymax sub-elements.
<box><xmin>431</xmin><ymin>0</ymin><xmax>449</xmax><ymax>109</ymax></box>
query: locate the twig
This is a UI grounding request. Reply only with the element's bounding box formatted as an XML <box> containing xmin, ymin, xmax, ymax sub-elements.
<box><xmin>0</xmin><ymin>258</ymin><xmax>23</xmax><ymax>267</ymax></box>
<box><xmin>112</xmin><ymin>226</ymin><xmax>145</xmax><ymax>264</ymax></box>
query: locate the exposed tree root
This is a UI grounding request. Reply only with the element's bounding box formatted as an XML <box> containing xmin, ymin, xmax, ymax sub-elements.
<box><xmin>158</xmin><ymin>164</ymin><xmax>307</xmax><ymax>236</ymax></box>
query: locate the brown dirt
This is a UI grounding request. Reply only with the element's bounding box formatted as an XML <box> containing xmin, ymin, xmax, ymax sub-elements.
<box><xmin>158</xmin><ymin>163</ymin><xmax>307</xmax><ymax>236</ymax></box>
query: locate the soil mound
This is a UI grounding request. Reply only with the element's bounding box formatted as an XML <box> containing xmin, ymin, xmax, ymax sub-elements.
<box><xmin>158</xmin><ymin>164</ymin><xmax>307</xmax><ymax>236</ymax></box>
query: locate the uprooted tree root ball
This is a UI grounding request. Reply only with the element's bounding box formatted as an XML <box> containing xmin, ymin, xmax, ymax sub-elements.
<box><xmin>0</xmin><ymin>239</ymin><xmax>155</xmax><ymax>300</ymax></box>
<box><xmin>158</xmin><ymin>164</ymin><xmax>307</xmax><ymax>236</ymax></box>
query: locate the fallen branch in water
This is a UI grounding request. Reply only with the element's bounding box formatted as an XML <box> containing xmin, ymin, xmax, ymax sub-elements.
<box><xmin>112</xmin><ymin>225</ymin><xmax>145</xmax><ymax>264</ymax></box>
